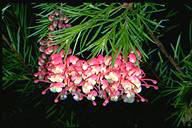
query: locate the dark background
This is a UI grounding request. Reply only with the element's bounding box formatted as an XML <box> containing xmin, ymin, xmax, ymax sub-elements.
<box><xmin>1</xmin><ymin>1</ymin><xmax>191</xmax><ymax>128</ymax></box>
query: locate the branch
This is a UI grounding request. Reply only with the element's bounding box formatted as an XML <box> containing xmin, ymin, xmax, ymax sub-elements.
<box><xmin>2</xmin><ymin>34</ymin><xmax>26</xmax><ymax>65</ymax></box>
<box><xmin>147</xmin><ymin>31</ymin><xmax>182</xmax><ymax>73</ymax></box>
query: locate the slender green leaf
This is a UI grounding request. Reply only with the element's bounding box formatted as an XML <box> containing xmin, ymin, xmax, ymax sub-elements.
<box><xmin>17</xmin><ymin>27</ymin><xmax>20</xmax><ymax>53</ymax></box>
<box><xmin>174</xmin><ymin>34</ymin><xmax>181</xmax><ymax>59</ymax></box>
<box><xmin>73</xmin><ymin>31</ymin><xmax>81</xmax><ymax>55</ymax></box>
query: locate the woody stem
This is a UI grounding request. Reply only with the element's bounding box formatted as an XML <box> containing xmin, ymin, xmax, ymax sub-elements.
<box><xmin>146</xmin><ymin>29</ymin><xmax>182</xmax><ymax>73</ymax></box>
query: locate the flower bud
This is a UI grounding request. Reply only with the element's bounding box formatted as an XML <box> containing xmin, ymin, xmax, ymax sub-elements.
<box><xmin>54</xmin><ymin>11</ymin><xmax>59</xmax><ymax>16</ymax></box>
<box><xmin>45</xmin><ymin>46</ymin><xmax>54</xmax><ymax>54</ymax></box>
<box><xmin>39</xmin><ymin>39</ymin><xmax>46</xmax><ymax>45</ymax></box>
<box><xmin>48</xmin><ymin>24</ymin><xmax>54</xmax><ymax>31</ymax></box>
<box><xmin>58</xmin><ymin>21</ymin><xmax>63</xmax><ymax>29</ymax></box>
<box><xmin>48</xmin><ymin>15</ymin><xmax>54</xmax><ymax>21</ymax></box>
<box><xmin>40</xmin><ymin>53</ymin><xmax>47</xmax><ymax>59</ymax></box>
<box><xmin>53</xmin><ymin>20</ymin><xmax>58</xmax><ymax>28</ymax></box>
<box><xmin>60</xmin><ymin>94</ymin><xmax>67</xmax><ymax>100</ymax></box>
<box><xmin>128</xmin><ymin>53</ymin><xmax>136</xmax><ymax>63</ymax></box>
<box><xmin>38</xmin><ymin>46</ymin><xmax>46</xmax><ymax>52</ymax></box>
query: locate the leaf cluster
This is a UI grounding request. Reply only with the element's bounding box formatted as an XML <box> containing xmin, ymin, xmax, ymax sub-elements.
<box><xmin>2</xmin><ymin>4</ymin><xmax>39</xmax><ymax>91</ymax></box>
<box><xmin>153</xmin><ymin>35</ymin><xmax>192</xmax><ymax>127</ymax></box>
<box><xmin>30</xmin><ymin>3</ymin><xmax>166</xmax><ymax>64</ymax></box>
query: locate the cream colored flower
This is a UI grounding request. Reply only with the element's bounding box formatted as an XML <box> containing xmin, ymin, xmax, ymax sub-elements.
<box><xmin>74</xmin><ymin>76</ymin><xmax>82</xmax><ymax>84</ymax></box>
<box><xmin>108</xmin><ymin>72</ymin><xmax>119</xmax><ymax>81</ymax></box>
<box><xmin>48</xmin><ymin>74</ymin><xmax>63</xmax><ymax>82</ymax></box>
<box><xmin>60</xmin><ymin>94</ymin><xmax>67</xmax><ymax>100</ymax></box>
<box><xmin>50</xmin><ymin>86</ymin><xmax>62</xmax><ymax>93</ymax></box>
<box><xmin>110</xmin><ymin>96</ymin><xmax>118</xmax><ymax>101</ymax></box>
<box><xmin>52</xmin><ymin>64</ymin><xmax>64</xmax><ymax>74</ymax></box>
<box><xmin>129</xmin><ymin>76</ymin><xmax>141</xmax><ymax>88</ymax></box>
<box><xmin>82</xmin><ymin>82</ymin><xmax>93</xmax><ymax>94</ymax></box>
<box><xmin>87</xmin><ymin>94</ymin><xmax>95</xmax><ymax>101</ymax></box>
<box><xmin>122</xmin><ymin>92</ymin><xmax>135</xmax><ymax>103</ymax></box>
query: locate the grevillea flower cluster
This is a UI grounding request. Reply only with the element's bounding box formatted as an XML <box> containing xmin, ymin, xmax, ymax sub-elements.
<box><xmin>34</xmin><ymin>10</ymin><xmax>158</xmax><ymax>106</ymax></box>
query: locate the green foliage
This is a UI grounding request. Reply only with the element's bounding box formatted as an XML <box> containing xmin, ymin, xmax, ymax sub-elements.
<box><xmin>2</xmin><ymin>4</ymin><xmax>39</xmax><ymax>91</ymax></box>
<box><xmin>30</xmin><ymin>3</ymin><xmax>166</xmax><ymax>63</ymax></box>
<box><xmin>154</xmin><ymin>34</ymin><xmax>192</xmax><ymax>127</ymax></box>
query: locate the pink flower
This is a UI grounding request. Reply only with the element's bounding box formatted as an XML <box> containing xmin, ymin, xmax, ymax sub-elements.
<box><xmin>83</xmin><ymin>67</ymin><xmax>93</xmax><ymax>78</ymax></box>
<box><xmin>63</xmin><ymin>16</ymin><xmax>70</xmax><ymax>21</ymax></box>
<box><xmin>71</xmin><ymin>75</ymin><xmax>82</xmax><ymax>84</ymax></box>
<box><xmin>59</xmin><ymin>50</ymin><xmax>65</xmax><ymax>57</ymax></box>
<box><xmin>40</xmin><ymin>53</ymin><xmax>47</xmax><ymax>59</ymax></box>
<box><xmin>101</xmin><ymin>80</ymin><xmax>109</xmax><ymax>90</ymax></box>
<box><xmin>90</xmin><ymin>65</ymin><xmax>100</xmax><ymax>74</ymax></box>
<box><xmin>82</xmin><ymin>62</ymin><xmax>89</xmax><ymax>70</ymax></box>
<box><xmin>125</xmin><ymin>62</ymin><xmax>134</xmax><ymax>71</ymax></box>
<box><xmin>102</xmin><ymin>98</ymin><xmax>109</xmax><ymax>106</ymax></box>
<box><xmin>110</xmin><ymin>95</ymin><xmax>119</xmax><ymax>101</ymax></box>
<box><xmin>67</xmin><ymin>55</ymin><xmax>79</xmax><ymax>65</ymax></box>
<box><xmin>87</xmin><ymin>58</ymin><xmax>98</xmax><ymax>66</ymax></box>
<box><xmin>104</xmin><ymin>56</ymin><xmax>112</xmax><ymax>65</ymax></box>
<box><xmin>33</xmin><ymin>71</ymin><xmax>46</xmax><ymax>77</ymax></box>
<box><xmin>130</xmin><ymin>49</ymin><xmax>142</xmax><ymax>60</ymax></box>
<box><xmin>50</xmin><ymin>54</ymin><xmax>63</xmax><ymax>65</ymax></box>
<box><xmin>38</xmin><ymin>65</ymin><xmax>46</xmax><ymax>72</ymax></box>
<box><xmin>47</xmin><ymin>40</ymin><xmax>54</xmax><ymax>46</ymax></box>
<box><xmin>97</xmin><ymin>55</ymin><xmax>104</xmax><ymax>64</ymax></box>
<box><xmin>114</xmin><ymin>58</ymin><xmax>122</xmax><ymax>68</ymax></box>
<box><xmin>58</xmin><ymin>21</ymin><xmax>63</xmax><ymax>29</ymax></box>
<box><xmin>86</xmin><ymin>74</ymin><xmax>98</xmax><ymax>85</ymax></box>
<box><xmin>105</xmin><ymin>72</ymin><xmax>119</xmax><ymax>82</ymax></box>
<box><xmin>54</xmin><ymin>11</ymin><xmax>60</xmax><ymax>16</ymax></box>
